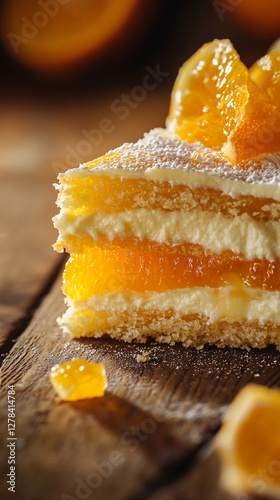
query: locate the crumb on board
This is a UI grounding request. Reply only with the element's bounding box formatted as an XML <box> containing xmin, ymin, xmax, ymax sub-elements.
<box><xmin>136</xmin><ymin>351</ymin><xmax>151</xmax><ymax>363</ymax></box>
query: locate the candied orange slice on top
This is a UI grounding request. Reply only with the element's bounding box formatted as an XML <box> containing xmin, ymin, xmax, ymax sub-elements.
<box><xmin>168</xmin><ymin>39</ymin><xmax>250</xmax><ymax>150</ymax></box>
<box><xmin>167</xmin><ymin>39</ymin><xmax>280</xmax><ymax>164</ymax></box>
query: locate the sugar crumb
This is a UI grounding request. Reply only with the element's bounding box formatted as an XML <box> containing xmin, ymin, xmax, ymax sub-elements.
<box><xmin>81</xmin><ymin>128</ymin><xmax>280</xmax><ymax>186</ymax></box>
<box><xmin>136</xmin><ymin>351</ymin><xmax>151</xmax><ymax>363</ymax></box>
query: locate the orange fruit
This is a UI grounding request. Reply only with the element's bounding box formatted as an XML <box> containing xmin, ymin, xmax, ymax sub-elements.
<box><xmin>216</xmin><ymin>384</ymin><xmax>280</xmax><ymax>499</ymax></box>
<box><xmin>0</xmin><ymin>0</ymin><xmax>151</xmax><ymax>75</ymax></box>
<box><xmin>167</xmin><ymin>39</ymin><xmax>280</xmax><ymax>164</ymax></box>
<box><xmin>49</xmin><ymin>359</ymin><xmax>107</xmax><ymax>401</ymax></box>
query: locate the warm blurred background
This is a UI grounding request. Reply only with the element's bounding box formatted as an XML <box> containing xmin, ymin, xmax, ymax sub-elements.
<box><xmin>1</xmin><ymin>0</ymin><xmax>280</xmax><ymax>348</ymax></box>
<box><xmin>1</xmin><ymin>0</ymin><xmax>280</xmax><ymax>180</ymax></box>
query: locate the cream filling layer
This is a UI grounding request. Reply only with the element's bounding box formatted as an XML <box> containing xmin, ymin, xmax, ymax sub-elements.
<box><xmin>64</xmin><ymin>286</ymin><xmax>280</xmax><ymax>324</ymax></box>
<box><xmin>54</xmin><ymin>208</ymin><xmax>280</xmax><ymax>260</ymax></box>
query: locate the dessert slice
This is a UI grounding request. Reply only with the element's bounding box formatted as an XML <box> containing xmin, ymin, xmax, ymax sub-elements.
<box><xmin>54</xmin><ymin>39</ymin><xmax>280</xmax><ymax>349</ymax></box>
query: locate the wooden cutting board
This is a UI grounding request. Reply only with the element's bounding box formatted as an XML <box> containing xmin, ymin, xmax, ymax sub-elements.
<box><xmin>0</xmin><ymin>87</ymin><xmax>279</xmax><ymax>500</ymax></box>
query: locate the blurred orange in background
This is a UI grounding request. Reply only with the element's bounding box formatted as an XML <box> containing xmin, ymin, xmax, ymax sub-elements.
<box><xmin>220</xmin><ymin>0</ymin><xmax>280</xmax><ymax>39</ymax></box>
<box><xmin>0</xmin><ymin>0</ymin><xmax>161</xmax><ymax>76</ymax></box>
<box><xmin>1</xmin><ymin>0</ymin><xmax>279</xmax><ymax>82</ymax></box>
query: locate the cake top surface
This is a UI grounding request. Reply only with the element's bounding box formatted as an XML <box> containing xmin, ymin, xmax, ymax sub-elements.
<box><xmin>82</xmin><ymin>129</ymin><xmax>280</xmax><ymax>186</ymax></box>
<box><xmin>77</xmin><ymin>38</ymin><xmax>280</xmax><ymax>187</ymax></box>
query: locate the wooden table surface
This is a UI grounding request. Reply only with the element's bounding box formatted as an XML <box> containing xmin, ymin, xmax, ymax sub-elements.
<box><xmin>0</xmin><ymin>83</ymin><xmax>280</xmax><ymax>500</ymax></box>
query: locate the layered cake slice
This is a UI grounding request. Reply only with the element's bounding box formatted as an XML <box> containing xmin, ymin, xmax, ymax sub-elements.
<box><xmin>53</xmin><ymin>39</ymin><xmax>280</xmax><ymax>349</ymax></box>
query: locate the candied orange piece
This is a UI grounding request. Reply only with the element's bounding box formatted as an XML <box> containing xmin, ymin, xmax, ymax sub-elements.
<box><xmin>216</xmin><ymin>384</ymin><xmax>280</xmax><ymax>498</ymax></box>
<box><xmin>168</xmin><ymin>39</ymin><xmax>280</xmax><ymax>164</ymax></box>
<box><xmin>49</xmin><ymin>358</ymin><xmax>107</xmax><ymax>401</ymax></box>
<box><xmin>62</xmin><ymin>245</ymin><xmax>280</xmax><ymax>301</ymax></box>
<box><xmin>168</xmin><ymin>39</ymin><xmax>249</xmax><ymax>149</ymax></box>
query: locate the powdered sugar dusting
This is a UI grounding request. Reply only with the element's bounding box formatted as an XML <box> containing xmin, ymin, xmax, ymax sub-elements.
<box><xmin>84</xmin><ymin>128</ymin><xmax>280</xmax><ymax>185</ymax></box>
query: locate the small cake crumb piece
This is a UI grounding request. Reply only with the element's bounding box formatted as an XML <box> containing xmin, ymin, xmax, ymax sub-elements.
<box><xmin>136</xmin><ymin>351</ymin><xmax>151</xmax><ymax>363</ymax></box>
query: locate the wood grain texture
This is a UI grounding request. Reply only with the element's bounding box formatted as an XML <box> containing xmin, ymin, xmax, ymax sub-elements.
<box><xmin>1</xmin><ymin>274</ymin><xmax>280</xmax><ymax>500</ymax></box>
<box><xmin>148</xmin><ymin>447</ymin><xmax>266</xmax><ymax>500</ymax></box>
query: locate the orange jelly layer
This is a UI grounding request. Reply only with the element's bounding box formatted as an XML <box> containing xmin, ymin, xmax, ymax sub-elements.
<box><xmin>63</xmin><ymin>245</ymin><xmax>280</xmax><ymax>301</ymax></box>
